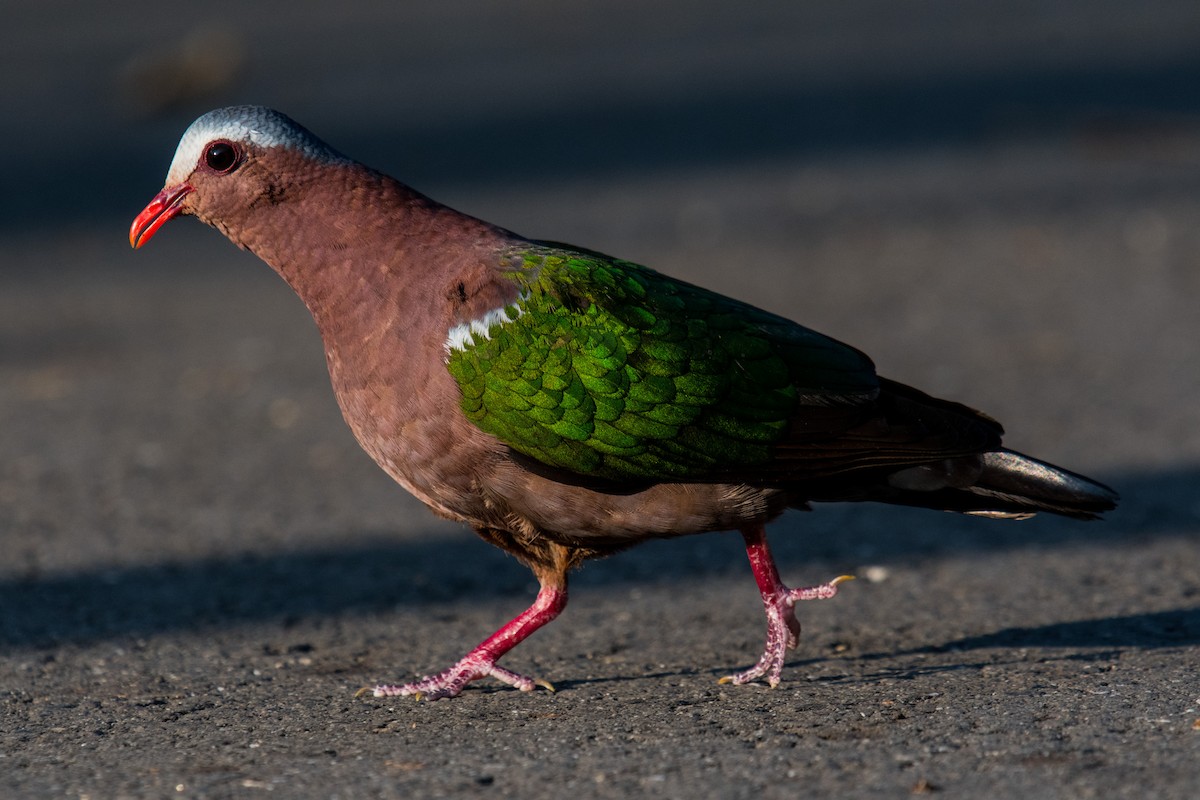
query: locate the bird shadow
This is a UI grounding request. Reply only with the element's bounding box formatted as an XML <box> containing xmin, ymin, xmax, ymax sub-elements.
<box><xmin>915</xmin><ymin>607</ymin><xmax>1200</xmax><ymax>652</ymax></box>
<box><xmin>687</xmin><ymin>608</ymin><xmax>1200</xmax><ymax>691</ymax></box>
<box><xmin>795</xmin><ymin>607</ymin><xmax>1200</xmax><ymax>686</ymax></box>
<box><xmin>550</xmin><ymin>605</ymin><xmax>1200</xmax><ymax>693</ymax></box>
<box><xmin>0</xmin><ymin>463</ymin><xmax>1197</xmax><ymax>651</ymax></box>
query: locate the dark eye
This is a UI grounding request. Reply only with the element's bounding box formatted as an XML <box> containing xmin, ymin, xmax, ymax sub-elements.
<box><xmin>204</xmin><ymin>141</ymin><xmax>239</xmax><ymax>173</ymax></box>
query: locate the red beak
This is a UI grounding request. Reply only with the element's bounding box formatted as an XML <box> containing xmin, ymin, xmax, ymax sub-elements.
<box><xmin>129</xmin><ymin>184</ymin><xmax>194</xmax><ymax>248</ymax></box>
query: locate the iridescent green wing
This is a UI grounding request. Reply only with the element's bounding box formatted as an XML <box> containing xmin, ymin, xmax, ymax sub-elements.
<box><xmin>445</xmin><ymin>245</ymin><xmax>878</xmax><ymax>481</ymax></box>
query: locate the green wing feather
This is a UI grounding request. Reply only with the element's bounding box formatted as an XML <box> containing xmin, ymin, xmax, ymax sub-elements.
<box><xmin>446</xmin><ymin>245</ymin><xmax>878</xmax><ymax>481</ymax></box>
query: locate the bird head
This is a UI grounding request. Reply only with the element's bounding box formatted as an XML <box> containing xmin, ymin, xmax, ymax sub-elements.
<box><xmin>130</xmin><ymin>105</ymin><xmax>347</xmax><ymax>249</ymax></box>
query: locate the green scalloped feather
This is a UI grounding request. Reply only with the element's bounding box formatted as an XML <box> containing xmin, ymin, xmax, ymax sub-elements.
<box><xmin>444</xmin><ymin>245</ymin><xmax>877</xmax><ymax>481</ymax></box>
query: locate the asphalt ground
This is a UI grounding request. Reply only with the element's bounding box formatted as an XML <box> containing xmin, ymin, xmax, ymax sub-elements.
<box><xmin>2</xmin><ymin>2</ymin><xmax>1199</xmax><ymax>797</ymax></box>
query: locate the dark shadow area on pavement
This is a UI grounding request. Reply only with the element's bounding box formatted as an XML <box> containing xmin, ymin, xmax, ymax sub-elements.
<box><xmin>348</xmin><ymin>54</ymin><xmax>1200</xmax><ymax>190</ymax></box>
<box><xmin>929</xmin><ymin>607</ymin><xmax>1200</xmax><ymax>650</ymax></box>
<box><xmin>0</xmin><ymin>463</ymin><xmax>1195</xmax><ymax>650</ymax></box>
<box><xmin>555</xmin><ymin>605</ymin><xmax>1200</xmax><ymax>691</ymax></box>
<box><xmin>11</xmin><ymin>53</ymin><xmax>1200</xmax><ymax>233</ymax></box>
<box><xmin>794</xmin><ymin>607</ymin><xmax>1200</xmax><ymax>684</ymax></box>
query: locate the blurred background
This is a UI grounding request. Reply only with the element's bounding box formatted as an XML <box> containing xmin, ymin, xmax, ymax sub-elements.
<box><xmin>2</xmin><ymin>2</ymin><xmax>1199</xmax><ymax>794</ymax></box>
<box><xmin>8</xmin><ymin>1</ymin><xmax>1200</xmax><ymax>232</ymax></box>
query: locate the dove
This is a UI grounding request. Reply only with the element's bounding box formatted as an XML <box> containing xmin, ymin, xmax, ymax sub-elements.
<box><xmin>131</xmin><ymin>106</ymin><xmax>1117</xmax><ymax>699</ymax></box>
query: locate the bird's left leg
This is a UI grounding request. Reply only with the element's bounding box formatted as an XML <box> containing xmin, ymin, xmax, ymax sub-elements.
<box><xmin>365</xmin><ymin>561</ymin><xmax>567</xmax><ymax>701</ymax></box>
<box><xmin>720</xmin><ymin>522</ymin><xmax>852</xmax><ymax>688</ymax></box>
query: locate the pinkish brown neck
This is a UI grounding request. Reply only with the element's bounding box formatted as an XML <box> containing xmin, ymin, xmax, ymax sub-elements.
<box><xmin>232</xmin><ymin>163</ymin><xmax>502</xmax><ymax>343</ymax></box>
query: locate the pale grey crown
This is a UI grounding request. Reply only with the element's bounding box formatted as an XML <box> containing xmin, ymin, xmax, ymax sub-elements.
<box><xmin>164</xmin><ymin>105</ymin><xmax>349</xmax><ymax>185</ymax></box>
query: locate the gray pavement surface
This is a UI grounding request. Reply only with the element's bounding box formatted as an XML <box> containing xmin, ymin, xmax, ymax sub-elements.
<box><xmin>3</xmin><ymin>2</ymin><xmax>1199</xmax><ymax>797</ymax></box>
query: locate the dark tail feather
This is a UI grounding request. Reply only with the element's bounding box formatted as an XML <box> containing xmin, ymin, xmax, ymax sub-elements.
<box><xmin>849</xmin><ymin>448</ymin><xmax>1120</xmax><ymax>520</ymax></box>
<box><xmin>958</xmin><ymin>449</ymin><xmax>1119</xmax><ymax>520</ymax></box>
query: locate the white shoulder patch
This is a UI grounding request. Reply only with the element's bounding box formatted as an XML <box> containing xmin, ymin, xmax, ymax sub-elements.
<box><xmin>445</xmin><ymin>298</ymin><xmax>527</xmax><ymax>355</ymax></box>
<box><xmin>164</xmin><ymin>105</ymin><xmax>348</xmax><ymax>185</ymax></box>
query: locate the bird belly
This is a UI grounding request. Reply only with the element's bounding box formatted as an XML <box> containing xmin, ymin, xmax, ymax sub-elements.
<box><xmin>484</xmin><ymin>460</ymin><xmax>791</xmax><ymax>548</ymax></box>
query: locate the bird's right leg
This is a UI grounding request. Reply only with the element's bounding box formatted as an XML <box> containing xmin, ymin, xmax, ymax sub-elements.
<box><xmin>720</xmin><ymin>522</ymin><xmax>852</xmax><ymax>688</ymax></box>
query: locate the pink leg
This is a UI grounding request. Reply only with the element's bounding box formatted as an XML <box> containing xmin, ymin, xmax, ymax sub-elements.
<box><xmin>720</xmin><ymin>523</ymin><xmax>852</xmax><ymax>688</ymax></box>
<box><xmin>366</xmin><ymin>581</ymin><xmax>566</xmax><ymax>701</ymax></box>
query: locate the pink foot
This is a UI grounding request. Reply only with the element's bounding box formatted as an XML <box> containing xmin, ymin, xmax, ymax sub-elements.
<box><xmin>720</xmin><ymin>524</ymin><xmax>853</xmax><ymax>688</ymax></box>
<box><xmin>360</xmin><ymin>582</ymin><xmax>566</xmax><ymax>701</ymax></box>
<box><xmin>367</xmin><ymin>652</ymin><xmax>554</xmax><ymax>701</ymax></box>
